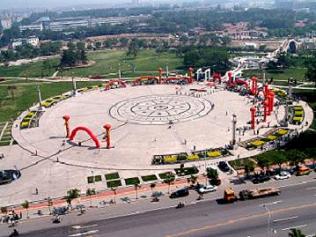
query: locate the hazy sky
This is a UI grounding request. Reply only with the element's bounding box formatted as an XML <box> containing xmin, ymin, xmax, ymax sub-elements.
<box><xmin>0</xmin><ymin>0</ymin><xmax>122</xmax><ymax>9</ymax></box>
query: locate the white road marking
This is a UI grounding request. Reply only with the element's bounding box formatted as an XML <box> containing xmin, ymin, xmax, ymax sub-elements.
<box><xmin>260</xmin><ymin>200</ymin><xmax>283</xmax><ymax>207</ymax></box>
<box><xmin>68</xmin><ymin>230</ymin><xmax>99</xmax><ymax>236</ymax></box>
<box><xmin>282</xmin><ymin>224</ymin><xmax>307</xmax><ymax>231</ymax></box>
<box><xmin>72</xmin><ymin>224</ymin><xmax>98</xmax><ymax>230</ymax></box>
<box><xmin>306</xmin><ymin>187</ymin><xmax>316</xmax><ymax>190</ymax></box>
<box><xmin>272</xmin><ymin>216</ymin><xmax>298</xmax><ymax>223</ymax></box>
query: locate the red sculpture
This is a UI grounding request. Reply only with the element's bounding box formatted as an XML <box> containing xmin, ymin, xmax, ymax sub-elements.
<box><xmin>103</xmin><ymin>124</ymin><xmax>112</xmax><ymax>149</ymax></box>
<box><xmin>105</xmin><ymin>80</ymin><xmax>127</xmax><ymax>90</ymax></box>
<box><xmin>69</xmin><ymin>126</ymin><xmax>101</xmax><ymax>148</ymax></box>
<box><xmin>62</xmin><ymin>115</ymin><xmax>71</xmax><ymax>138</ymax></box>
<box><xmin>251</xmin><ymin>77</ymin><xmax>258</xmax><ymax>95</ymax></box>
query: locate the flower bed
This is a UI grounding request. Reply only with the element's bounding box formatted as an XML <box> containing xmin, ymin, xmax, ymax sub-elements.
<box><xmin>152</xmin><ymin>148</ymin><xmax>230</xmax><ymax>165</ymax></box>
<box><xmin>290</xmin><ymin>105</ymin><xmax>304</xmax><ymax>125</ymax></box>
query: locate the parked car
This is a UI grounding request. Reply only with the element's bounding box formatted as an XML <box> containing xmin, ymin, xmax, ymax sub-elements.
<box><xmin>218</xmin><ymin>161</ymin><xmax>230</xmax><ymax>172</ymax></box>
<box><xmin>274</xmin><ymin>171</ymin><xmax>291</xmax><ymax>180</ymax></box>
<box><xmin>198</xmin><ymin>185</ymin><xmax>217</xmax><ymax>194</ymax></box>
<box><xmin>170</xmin><ymin>188</ymin><xmax>189</xmax><ymax>198</ymax></box>
<box><xmin>251</xmin><ymin>175</ymin><xmax>271</xmax><ymax>184</ymax></box>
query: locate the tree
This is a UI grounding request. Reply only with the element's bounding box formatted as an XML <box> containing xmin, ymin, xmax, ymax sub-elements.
<box><xmin>244</xmin><ymin>160</ymin><xmax>255</xmax><ymax>177</ymax></box>
<box><xmin>288</xmin><ymin>228</ymin><xmax>306</xmax><ymax>237</ymax></box>
<box><xmin>95</xmin><ymin>42</ymin><xmax>102</xmax><ymax>49</ymax></box>
<box><xmin>134</xmin><ymin>183</ymin><xmax>141</xmax><ymax>200</ymax></box>
<box><xmin>267</xmin><ymin>150</ymin><xmax>287</xmax><ymax>171</ymax></box>
<box><xmin>0</xmin><ymin>206</ymin><xmax>8</xmax><ymax>215</ymax></box>
<box><xmin>187</xmin><ymin>175</ymin><xmax>198</xmax><ymax>187</ymax></box>
<box><xmin>65</xmin><ymin>188</ymin><xmax>80</xmax><ymax>206</ymax></box>
<box><xmin>21</xmin><ymin>200</ymin><xmax>30</xmax><ymax>218</ymax></box>
<box><xmin>86</xmin><ymin>188</ymin><xmax>96</xmax><ymax>207</ymax></box>
<box><xmin>257</xmin><ymin>153</ymin><xmax>272</xmax><ymax>172</ymax></box>
<box><xmin>206</xmin><ymin>168</ymin><xmax>221</xmax><ymax>185</ymax></box>
<box><xmin>47</xmin><ymin>197</ymin><xmax>53</xmax><ymax>215</ymax></box>
<box><xmin>163</xmin><ymin>173</ymin><xmax>175</xmax><ymax>194</ymax></box>
<box><xmin>305</xmin><ymin>52</ymin><xmax>316</xmax><ymax>86</ymax></box>
<box><xmin>127</xmin><ymin>39</ymin><xmax>139</xmax><ymax>58</ymax></box>
<box><xmin>150</xmin><ymin>183</ymin><xmax>156</xmax><ymax>193</ymax></box>
<box><xmin>7</xmin><ymin>85</ymin><xmax>17</xmax><ymax>100</ymax></box>
<box><xmin>285</xmin><ymin>149</ymin><xmax>307</xmax><ymax>166</ymax></box>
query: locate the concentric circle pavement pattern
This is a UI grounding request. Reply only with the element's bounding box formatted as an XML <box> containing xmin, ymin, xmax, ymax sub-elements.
<box><xmin>109</xmin><ymin>95</ymin><xmax>213</xmax><ymax>125</ymax></box>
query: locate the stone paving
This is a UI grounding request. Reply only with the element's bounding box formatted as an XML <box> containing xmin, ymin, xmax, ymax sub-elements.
<box><xmin>0</xmin><ymin>83</ymin><xmax>313</xmax><ymax>206</ymax></box>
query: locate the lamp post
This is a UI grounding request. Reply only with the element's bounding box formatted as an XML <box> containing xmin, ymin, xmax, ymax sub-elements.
<box><xmin>72</xmin><ymin>73</ymin><xmax>77</xmax><ymax>96</ymax></box>
<box><xmin>232</xmin><ymin>114</ymin><xmax>237</xmax><ymax>148</ymax></box>
<box><xmin>36</xmin><ymin>84</ymin><xmax>44</xmax><ymax>111</ymax></box>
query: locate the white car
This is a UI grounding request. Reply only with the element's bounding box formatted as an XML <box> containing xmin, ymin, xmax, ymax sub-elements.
<box><xmin>198</xmin><ymin>185</ymin><xmax>217</xmax><ymax>193</ymax></box>
<box><xmin>274</xmin><ymin>171</ymin><xmax>291</xmax><ymax>180</ymax></box>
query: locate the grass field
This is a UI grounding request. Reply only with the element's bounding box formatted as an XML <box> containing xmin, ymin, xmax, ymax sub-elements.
<box><xmin>0</xmin><ymin>50</ymin><xmax>183</xmax><ymax>78</ymax></box>
<box><xmin>243</xmin><ymin>67</ymin><xmax>307</xmax><ymax>82</ymax></box>
<box><xmin>0</xmin><ymin>80</ymin><xmax>102</xmax><ymax>123</ymax></box>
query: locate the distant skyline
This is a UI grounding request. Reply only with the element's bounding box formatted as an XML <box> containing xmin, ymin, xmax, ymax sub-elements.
<box><xmin>0</xmin><ymin>0</ymin><xmax>124</xmax><ymax>10</ymax></box>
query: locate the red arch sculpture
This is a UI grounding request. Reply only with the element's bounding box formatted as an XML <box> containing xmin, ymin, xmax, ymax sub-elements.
<box><xmin>69</xmin><ymin>126</ymin><xmax>100</xmax><ymax>148</ymax></box>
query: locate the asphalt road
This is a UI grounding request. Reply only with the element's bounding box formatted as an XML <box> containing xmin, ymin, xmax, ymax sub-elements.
<box><xmin>2</xmin><ymin>180</ymin><xmax>315</xmax><ymax>237</ymax></box>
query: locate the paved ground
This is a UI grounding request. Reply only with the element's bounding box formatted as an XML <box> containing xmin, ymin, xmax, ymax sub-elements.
<box><xmin>1</xmin><ymin>177</ymin><xmax>315</xmax><ymax>237</ymax></box>
<box><xmin>0</xmin><ymin>83</ymin><xmax>313</xmax><ymax>206</ymax></box>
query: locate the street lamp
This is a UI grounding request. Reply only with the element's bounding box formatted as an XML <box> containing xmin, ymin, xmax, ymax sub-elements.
<box><xmin>71</xmin><ymin>72</ymin><xmax>77</xmax><ymax>96</ymax></box>
<box><xmin>36</xmin><ymin>84</ymin><xmax>44</xmax><ymax>112</ymax></box>
<box><xmin>262</xmin><ymin>204</ymin><xmax>272</xmax><ymax>237</ymax></box>
<box><xmin>232</xmin><ymin>114</ymin><xmax>237</xmax><ymax>148</ymax></box>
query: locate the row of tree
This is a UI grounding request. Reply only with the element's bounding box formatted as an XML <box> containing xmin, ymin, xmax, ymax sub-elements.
<box><xmin>59</xmin><ymin>42</ymin><xmax>87</xmax><ymax>68</ymax></box>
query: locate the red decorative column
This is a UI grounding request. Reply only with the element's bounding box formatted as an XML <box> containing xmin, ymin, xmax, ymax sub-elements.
<box><xmin>251</xmin><ymin>76</ymin><xmax>258</xmax><ymax>95</ymax></box>
<box><xmin>188</xmin><ymin>67</ymin><xmax>193</xmax><ymax>84</ymax></box>
<box><xmin>269</xmin><ymin>91</ymin><xmax>275</xmax><ymax>113</ymax></box>
<box><xmin>62</xmin><ymin>115</ymin><xmax>70</xmax><ymax>138</ymax></box>
<box><xmin>263</xmin><ymin>100</ymin><xmax>269</xmax><ymax>122</ymax></box>
<box><xmin>103</xmin><ymin>124</ymin><xmax>112</xmax><ymax>149</ymax></box>
<box><xmin>250</xmin><ymin>107</ymin><xmax>256</xmax><ymax>130</ymax></box>
<box><xmin>158</xmin><ymin>68</ymin><xmax>163</xmax><ymax>84</ymax></box>
<box><xmin>264</xmin><ymin>84</ymin><xmax>269</xmax><ymax>97</ymax></box>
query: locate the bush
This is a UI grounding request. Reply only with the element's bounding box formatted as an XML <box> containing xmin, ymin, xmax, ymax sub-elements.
<box><xmin>159</xmin><ymin>172</ymin><xmax>174</xmax><ymax>180</ymax></box>
<box><xmin>94</xmin><ymin>175</ymin><xmax>102</xmax><ymax>182</ymax></box>
<box><xmin>105</xmin><ymin>172</ymin><xmax>120</xmax><ymax>180</ymax></box>
<box><xmin>175</xmin><ymin>166</ymin><xmax>199</xmax><ymax>176</ymax></box>
<box><xmin>87</xmin><ymin>176</ymin><xmax>94</xmax><ymax>184</ymax></box>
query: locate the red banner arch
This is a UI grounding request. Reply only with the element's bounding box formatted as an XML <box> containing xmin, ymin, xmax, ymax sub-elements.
<box><xmin>69</xmin><ymin>126</ymin><xmax>100</xmax><ymax>148</ymax></box>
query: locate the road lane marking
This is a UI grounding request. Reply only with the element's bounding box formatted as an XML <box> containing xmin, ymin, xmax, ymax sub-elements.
<box><xmin>306</xmin><ymin>187</ymin><xmax>316</xmax><ymax>190</ymax></box>
<box><xmin>72</xmin><ymin>224</ymin><xmax>98</xmax><ymax>230</ymax></box>
<box><xmin>166</xmin><ymin>202</ymin><xmax>316</xmax><ymax>237</ymax></box>
<box><xmin>68</xmin><ymin>230</ymin><xmax>99</xmax><ymax>236</ymax></box>
<box><xmin>260</xmin><ymin>200</ymin><xmax>283</xmax><ymax>207</ymax></box>
<box><xmin>272</xmin><ymin>216</ymin><xmax>298</xmax><ymax>223</ymax></box>
<box><xmin>281</xmin><ymin>224</ymin><xmax>307</xmax><ymax>231</ymax></box>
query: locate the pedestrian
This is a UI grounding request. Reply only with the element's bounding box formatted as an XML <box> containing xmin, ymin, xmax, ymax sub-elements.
<box><xmin>35</xmin><ymin>188</ymin><xmax>39</xmax><ymax>195</ymax></box>
<box><xmin>19</xmin><ymin>212</ymin><xmax>22</xmax><ymax>219</ymax></box>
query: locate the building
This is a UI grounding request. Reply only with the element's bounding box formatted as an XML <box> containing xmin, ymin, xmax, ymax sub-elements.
<box><xmin>11</xmin><ymin>36</ymin><xmax>40</xmax><ymax>49</ymax></box>
<box><xmin>1</xmin><ymin>18</ymin><xmax>12</xmax><ymax>30</ymax></box>
<box><xmin>19</xmin><ymin>24</ymin><xmax>43</xmax><ymax>32</ymax></box>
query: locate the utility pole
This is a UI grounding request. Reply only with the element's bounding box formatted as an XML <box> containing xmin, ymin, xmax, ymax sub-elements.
<box><xmin>118</xmin><ymin>63</ymin><xmax>122</xmax><ymax>80</ymax></box>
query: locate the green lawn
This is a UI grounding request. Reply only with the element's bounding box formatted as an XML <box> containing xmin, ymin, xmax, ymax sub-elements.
<box><xmin>0</xmin><ymin>59</ymin><xmax>59</xmax><ymax>78</ymax></box>
<box><xmin>243</xmin><ymin>67</ymin><xmax>307</xmax><ymax>82</ymax></box>
<box><xmin>0</xmin><ymin>80</ymin><xmax>102</xmax><ymax>123</ymax></box>
<box><xmin>0</xmin><ymin>50</ymin><xmax>183</xmax><ymax>78</ymax></box>
<box><xmin>62</xmin><ymin>49</ymin><xmax>183</xmax><ymax>78</ymax></box>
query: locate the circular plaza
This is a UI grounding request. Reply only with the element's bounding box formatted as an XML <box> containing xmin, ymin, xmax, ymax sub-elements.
<box><xmin>12</xmin><ymin>82</ymin><xmax>308</xmax><ymax>170</ymax></box>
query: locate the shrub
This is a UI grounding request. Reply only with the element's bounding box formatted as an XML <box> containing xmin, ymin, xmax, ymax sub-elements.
<box><xmin>125</xmin><ymin>177</ymin><xmax>140</xmax><ymax>186</ymax></box>
<box><xmin>87</xmin><ymin>176</ymin><xmax>94</xmax><ymax>184</ymax></box>
<box><xmin>159</xmin><ymin>172</ymin><xmax>174</xmax><ymax>180</ymax></box>
<box><xmin>105</xmin><ymin>172</ymin><xmax>120</xmax><ymax>180</ymax></box>
<box><xmin>141</xmin><ymin>174</ymin><xmax>158</xmax><ymax>182</ymax></box>
<box><xmin>94</xmin><ymin>175</ymin><xmax>102</xmax><ymax>182</ymax></box>
<box><xmin>107</xmin><ymin>180</ymin><xmax>122</xmax><ymax>188</ymax></box>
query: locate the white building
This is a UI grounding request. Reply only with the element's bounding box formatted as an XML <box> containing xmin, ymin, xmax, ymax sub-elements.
<box><xmin>19</xmin><ymin>24</ymin><xmax>43</xmax><ymax>32</ymax></box>
<box><xmin>11</xmin><ymin>36</ymin><xmax>40</xmax><ymax>49</ymax></box>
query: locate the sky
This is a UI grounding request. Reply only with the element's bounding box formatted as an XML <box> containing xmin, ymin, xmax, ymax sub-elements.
<box><xmin>0</xmin><ymin>0</ymin><xmax>122</xmax><ymax>10</ymax></box>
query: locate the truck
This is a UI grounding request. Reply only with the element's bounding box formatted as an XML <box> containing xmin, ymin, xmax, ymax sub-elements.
<box><xmin>222</xmin><ymin>187</ymin><xmax>280</xmax><ymax>203</ymax></box>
